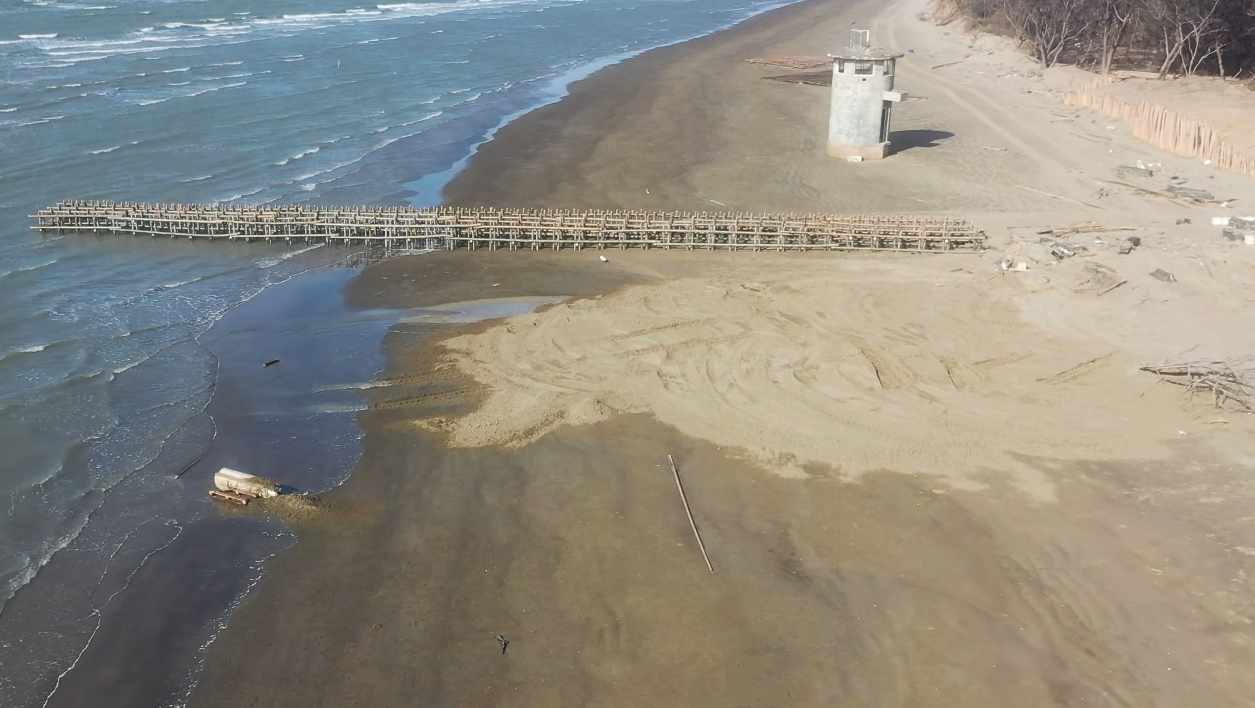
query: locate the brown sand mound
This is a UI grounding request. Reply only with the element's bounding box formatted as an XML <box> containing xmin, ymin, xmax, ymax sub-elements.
<box><xmin>425</xmin><ymin>256</ymin><xmax>1178</xmax><ymax>498</ymax></box>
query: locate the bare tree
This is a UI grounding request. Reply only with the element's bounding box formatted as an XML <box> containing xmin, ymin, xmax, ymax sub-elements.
<box><xmin>1003</xmin><ymin>0</ymin><xmax>1093</xmax><ymax>67</ymax></box>
<box><xmin>934</xmin><ymin>0</ymin><xmax>1255</xmax><ymax>77</ymax></box>
<box><xmin>1093</xmin><ymin>0</ymin><xmax>1135</xmax><ymax>75</ymax></box>
<box><xmin>1145</xmin><ymin>0</ymin><xmax>1225</xmax><ymax>77</ymax></box>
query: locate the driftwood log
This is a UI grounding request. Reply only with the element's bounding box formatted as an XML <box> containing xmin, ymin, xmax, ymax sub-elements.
<box><xmin>1140</xmin><ymin>358</ymin><xmax>1255</xmax><ymax>413</ymax></box>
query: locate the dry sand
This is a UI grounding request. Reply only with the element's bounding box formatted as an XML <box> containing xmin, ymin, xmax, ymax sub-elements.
<box><xmin>193</xmin><ymin>0</ymin><xmax>1255</xmax><ymax>705</ymax></box>
<box><xmin>428</xmin><ymin>258</ymin><xmax>1182</xmax><ymax>500</ymax></box>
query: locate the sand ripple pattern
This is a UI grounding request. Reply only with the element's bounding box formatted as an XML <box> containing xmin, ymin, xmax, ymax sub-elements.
<box><xmin>429</xmin><ymin>260</ymin><xmax>1177</xmax><ymax>497</ymax></box>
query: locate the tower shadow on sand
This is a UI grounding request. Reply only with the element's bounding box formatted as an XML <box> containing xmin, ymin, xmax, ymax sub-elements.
<box><xmin>889</xmin><ymin>129</ymin><xmax>954</xmax><ymax>154</ymax></box>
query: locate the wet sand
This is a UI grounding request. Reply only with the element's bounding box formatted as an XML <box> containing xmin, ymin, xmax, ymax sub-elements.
<box><xmin>192</xmin><ymin>0</ymin><xmax>1255</xmax><ymax>704</ymax></box>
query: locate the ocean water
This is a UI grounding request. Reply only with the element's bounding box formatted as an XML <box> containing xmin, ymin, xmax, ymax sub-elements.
<box><xmin>0</xmin><ymin>0</ymin><xmax>787</xmax><ymax>704</ymax></box>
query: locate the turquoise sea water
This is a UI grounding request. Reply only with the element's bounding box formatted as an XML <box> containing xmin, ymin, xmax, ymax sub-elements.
<box><xmin>0</xmin><ymin>0</ymin><xmax>789</xmax><ymax>704</ymax></box>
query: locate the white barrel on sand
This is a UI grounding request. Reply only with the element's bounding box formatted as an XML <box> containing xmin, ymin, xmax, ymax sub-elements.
<box><xmin>214</xmin><ymin>468</ymin><xmax>280</xmax><ymax>498</ymax></box>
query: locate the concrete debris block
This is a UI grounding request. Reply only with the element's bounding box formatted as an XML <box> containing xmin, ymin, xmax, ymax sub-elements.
<box><xmin>1118</xmin><ymin>236</ymin><xmax>1139</xmax><ymax>254</ymax></box>
<box><xmin>1150</xmin><ymin>269</ymin><xmax>1176</xmax><ymax>283</ymax></box>
<box><xmin>1117</xmin><ymin>165</ymin><xmax>1154</xmax><ymax>178</ymax></box>
<box><xmin>1039</xmin><ymin>236</ymin><xmax>1083</xmax><ymax>259</ymax></box>
<box><xmin>1126</xmin><ymin>236</ymin><xmax>1141</xmax><ymax>247</ymax></box>
<box><xmin>1167</xmin><ymin>185</ymin><xmax>1214</xmax><ymax>201</ymax></box>
<box><xmin>214</xmin><ymin>468</ymin><xmax>282</xmax><ymax>499</ymax></box>
<box><xmin>1175</xmin><ymin>218</ymin><xmax>1191</xmax><ymax>225</ymax></box>
<box><xmin>1223</xmin><ymin>228</ymin><xmax>1245</xmax><ymax>241</ymax></box>
<box><xmin>847</xmin><ymin>156</ymin><xmax>864</xmax><ymax>163</ymax></box>
<box><xmin>1230</xmin><ymin>217</ymin><xmax>1255</xmax><ymax>230</ymax></box>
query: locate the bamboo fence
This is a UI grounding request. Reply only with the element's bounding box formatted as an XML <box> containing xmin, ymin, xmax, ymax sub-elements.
<box><xmin>1064</xmin><ymin>90</ymin><xmax>1255</xmax><ymax>179</ymax></box>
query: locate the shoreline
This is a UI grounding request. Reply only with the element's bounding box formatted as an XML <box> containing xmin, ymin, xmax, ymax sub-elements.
<box><xmin>440</xmin><ymin>0</ymin><xmax>878</xmax><ymax>211</ymax></box>
<box><xmin>190</xmin><ymin>1</ymin><xmax>875</xmax><ymax>704</ymax></box>
<box><xmin>394</xmin><ymin>0</ymin><xmax>817</xmax><ymax>208</ymax></box>
<box><xmin>192</xmin><ymin>0</ymin><xmax>1255</xmax><ymax>705</ymax></box>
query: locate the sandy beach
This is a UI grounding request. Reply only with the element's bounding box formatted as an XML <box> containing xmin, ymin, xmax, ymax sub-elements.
<box><xmin>193</xmin><ymin>0</ymin><xmax>1255</xmax><ymax>705</ymax></box>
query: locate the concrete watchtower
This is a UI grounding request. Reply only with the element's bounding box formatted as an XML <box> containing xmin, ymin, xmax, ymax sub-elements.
<box><xmin>827</xmin><ymin>31</ymin><xmax>906</xmax><ymax>161</ymax></box>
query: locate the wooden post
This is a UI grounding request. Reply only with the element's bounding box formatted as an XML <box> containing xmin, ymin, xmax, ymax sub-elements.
<box><xmin>668</xmin><ymin>455</ymin><xmax>714</xmax><ymax>574</ymax></box>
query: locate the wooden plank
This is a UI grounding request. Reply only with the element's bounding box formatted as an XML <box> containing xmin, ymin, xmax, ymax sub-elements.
<box><xmin>208</xmin><ymin>489</ymin><xmax>251</xmax><ymax>506</ymax></box>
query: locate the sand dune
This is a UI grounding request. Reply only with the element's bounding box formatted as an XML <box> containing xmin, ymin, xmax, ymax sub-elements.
<box><xmin>428</xmin><ymin>256</ymin><xmax>1187</xmax><ymax>501</ymax></box>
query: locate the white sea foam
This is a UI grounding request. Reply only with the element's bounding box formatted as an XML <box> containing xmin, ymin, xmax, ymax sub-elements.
<box><xmin>0</xmin><ymin>108</ymin><xmax>17</xmax><ymax>113</ymax></box>
<box><xmin>112</xmin><ymin>359</ymin><xmax>143</xmax><ymax>375</ymax></box>
<box><xmin>156</xmin><ymin>276</ymin><xmax>204</xmax><ymax>289</ymax></box>
<box><xmin>214</xmin><ymin>187</ymin><xmax>265</xmax><ymax>204</ymax></box>
<box><xmin>309</xmin><ymin>402</ymin><xmax>370</xmax><ymax>414</ymax></box>
<box><xmin>14</xmin><ymin>115</ymin><xmax>64</xmax><ymax>127</ymax></box>
<box><xmin>168</xmin><ymin>81</ymin><xmax>190</xmax><ymax>86</ymax></box>
<box><xmin>255</xmin><ymin>243</ymin><xmax>326</xmax><ymax>268</ymax></box>
<box><xmin>289</xmin><ymin>146</ymin><xmax>320</xmax><ymax>161</ymax></box>
<box><xmin>313</xmin><ymin>380</ymin><xmax>392</xmax><ymax>392</ymax></box>
<box><xmin>182</xmin><ymin>81</ymin><xmax>247</xmax><ymax>98</ymax></box>
<box><xmin>207</xmin><ymin>70</ymin><xmax>269</xmax><ymax>80</ymax></box>
<box><xmin>24</xmin><ymin>0</ymin><xmax>571</xmax><ymax>67</ymax></box>
<box><xmin>88</xmin><ymin>145</ymin><xmax>120</xmax><ymax>154</ymax></box>
<box><xmin>180</xmin><ymin>174</ymin><xmax>213</xmax><ymax>183</ymax></box>
<box><xmin>19</xmin><ymin>34</ymin><xmax>58</xmax><ymax>40</ymax></box>
<box><xmin>161</xmin><ymin>66</ymin><xmax>190</xmax><ymax>73</ymax></box>
<box><xmin>396</xmin><ymin>110</ymin><xmax>443</xmax><ymax>128</ymax></box>
<box><xmin>289</xmin><ymin>156</ymin><xmax>357</xmax><ymax>184</ymax></box>
<box><xmin>0</xmin><ymin>343</ymin><xmax>52</xmax><ymax>361</ymax></box>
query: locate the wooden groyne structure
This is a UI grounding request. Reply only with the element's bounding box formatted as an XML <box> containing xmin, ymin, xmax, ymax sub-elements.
<box><xmin>31</xmin><ymin>202</ymin><xmax>985</xmax><ymax>252</ymax></box>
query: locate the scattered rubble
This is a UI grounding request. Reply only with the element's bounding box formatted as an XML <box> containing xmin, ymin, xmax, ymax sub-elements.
<box><xmin>1117</xmin><ymin>165</ymin><xmax>1154</xmax><ymax>178</ymax></box>
<box><xmin>1167</xmin><ymin>185</ymin><xmax>1215</xmax><ymax>202</ymax></box>
<box><xmin>1038</xmin><ymin>224</ymin><xmax>1139</xmax><ymax>237</ymax></box>
<box><xmin>1039</xmin><ymin>235</ymin><xmax>1083</xmax><ymax>259</ymax></box>
<box><xmin>1141</xmin><ymin>359</ymin><xmax>1255</xmax><ymax>413</ymax></box>
<box><xmin>1150</xmin><ymin>269</ymin><xmax>1176</xmax><ymax>283</ymax></box>
<box><xmin>1073</xmin><ymin>261</ymin><xmax>1122</xmax><ymax>293</ymax></box>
